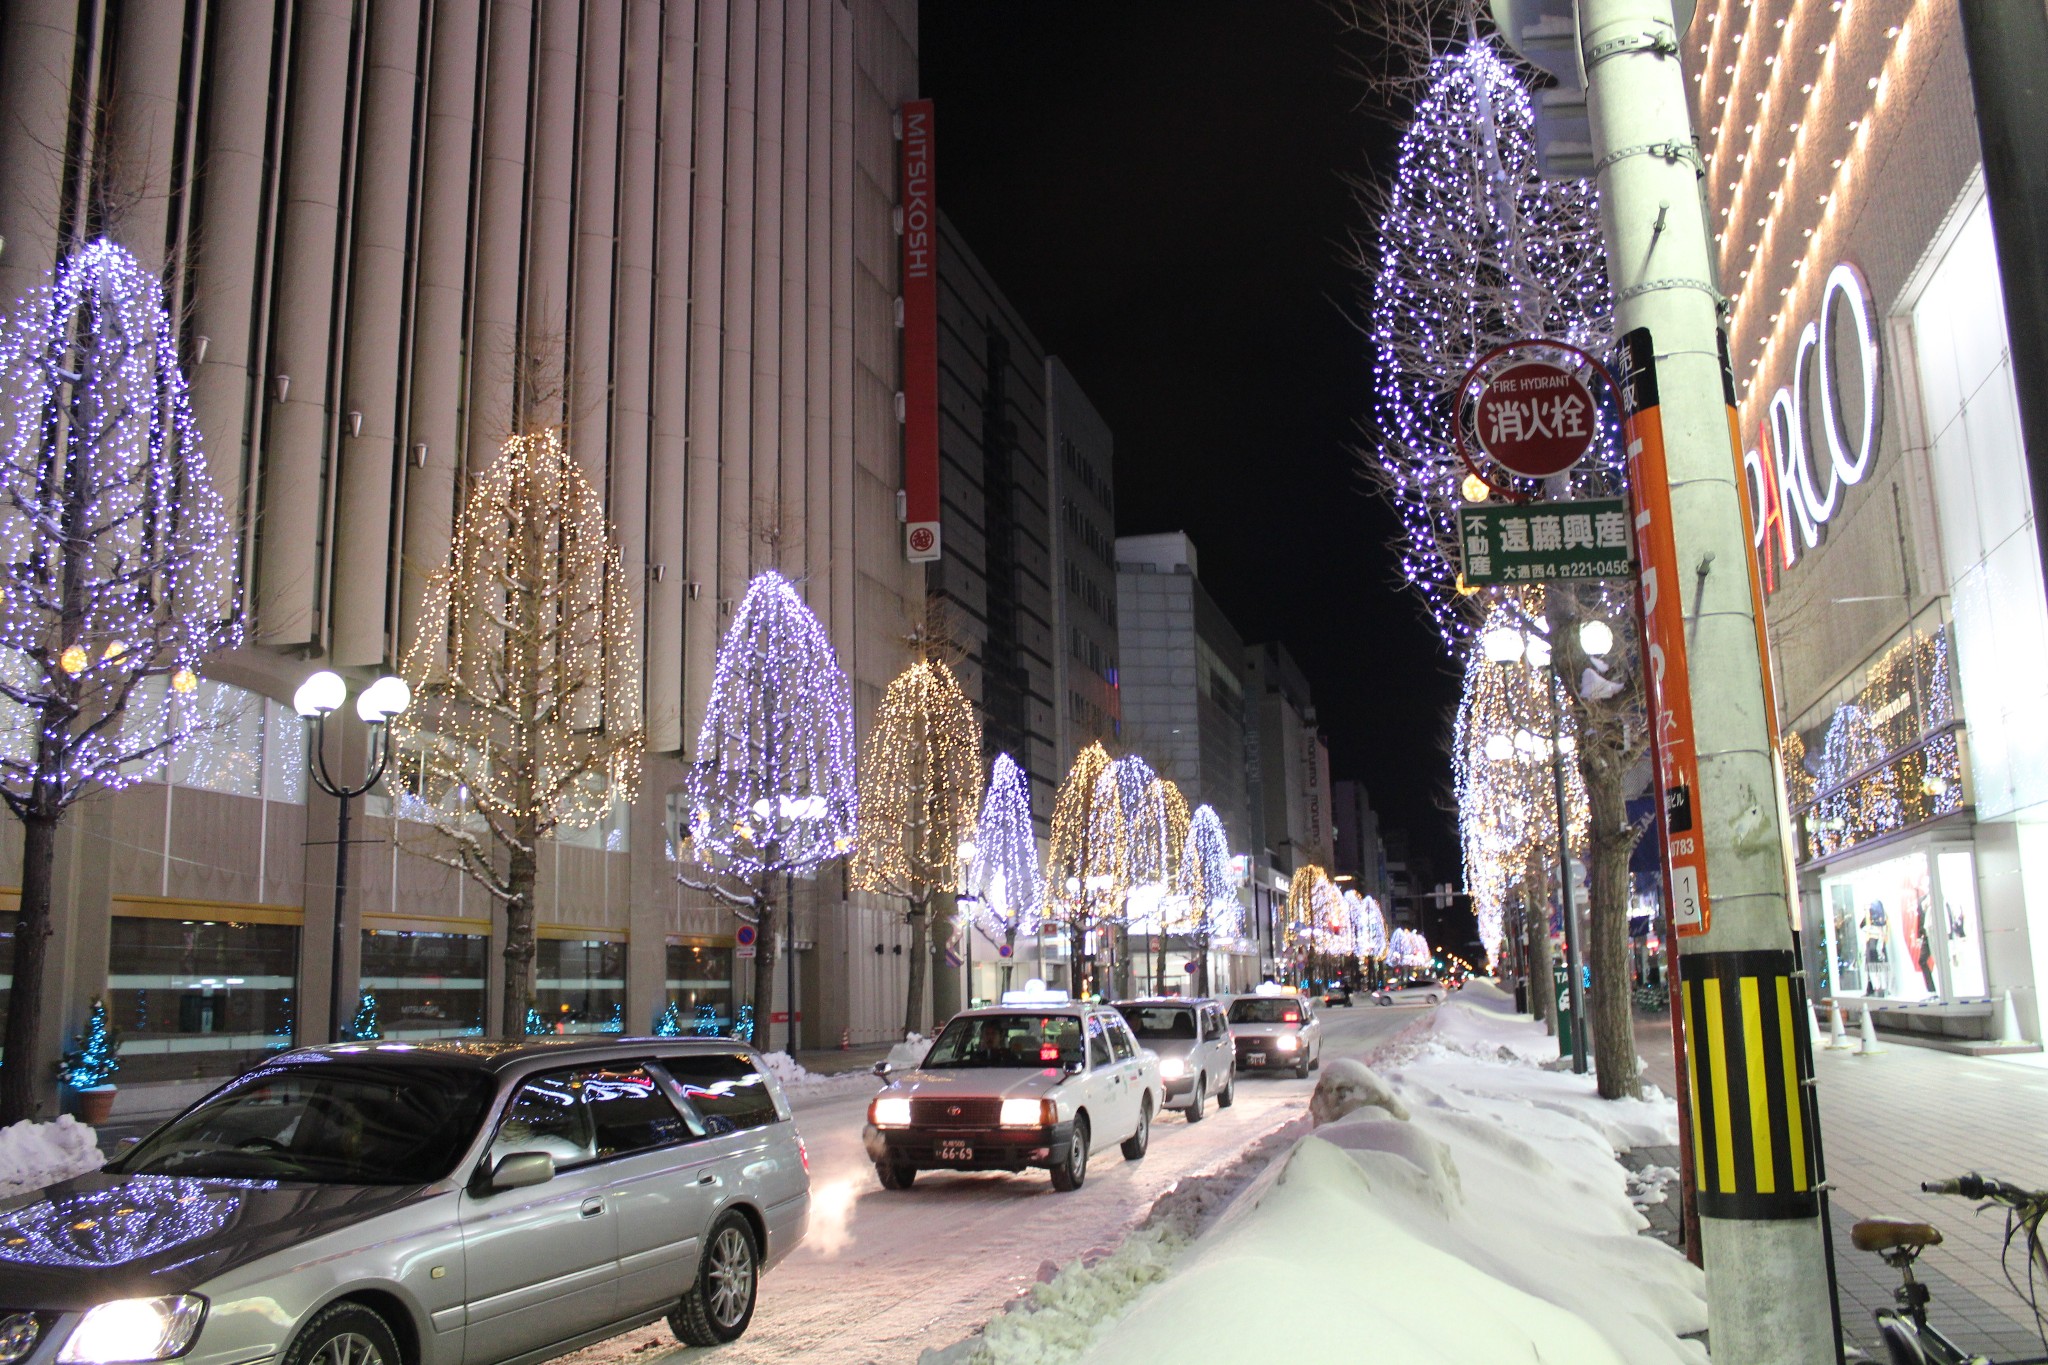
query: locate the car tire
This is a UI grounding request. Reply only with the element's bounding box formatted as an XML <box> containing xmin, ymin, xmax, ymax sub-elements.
<box><xmin>1377</xmin><ymin>996</ymin><xmax>1391</xmax><ymax>1006</ymax></box>
<box><xmin>1427</xmin><ymin>995</ymin><xmax>1439</xmax><ymax>1005</ymax></box>
<box><xmin>1217</xmin><ymin>1074</ymin><xmax>1235</xmax><ymax>1108</ymax></box>
<box><xmin>1309</xmin><ymin>1049</ymin><xmax>1321</xmax><ymax>1073</ymax></box>
<box><xmin>1051</xmin><ymin>1115</ymin><xmax>1089</xmax><ymax>1192</ymax></box>
<box><xmin>875</xmin><ymin>1161</ymin><xmax>917</xmax><ymax>1190</ymax></box>
<box><xmin>1294</xmin><ymin>1052</ymin><xmax>1309</xmax><ymax>1079</ymax></box>
<box><xmin>1121</xmin><ymin>1096</ymin><xmax>1152</xmax><ymax>1160</ymax></box>
<box><xmin>670</xmin><ymin>1212</ymin><xmax>759</xmax><ymax>1347</ymax></box>
<box><xmin>1186</xmin><ymin>1075</ymin><xmax>1206</xmax><ymax>1123</ymax></box>
<box><xmin>282</xmin><ymin>1302</ymin><xmax>402</xmax><ymax>1365</ymax></box>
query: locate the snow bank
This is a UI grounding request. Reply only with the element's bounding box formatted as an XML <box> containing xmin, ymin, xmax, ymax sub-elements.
<box><xmin>0</xmin><ymin>1117</ymin><xmax>105</xmax><ymax>1196</ymax></box>
<box><xmin>886</xmin><ymin>1032</ymin><xmax>931</xmax><ymax>1071</ymax></box>
<box><xmin>934</xmin><ymin>987</ymin><xmax>1707</xmax><ymax>1365</ymax></box>
<box><xmin>756</xmin><ymin>1050</ymin><xmax>878</xmax><ymax>1095</ymax></box>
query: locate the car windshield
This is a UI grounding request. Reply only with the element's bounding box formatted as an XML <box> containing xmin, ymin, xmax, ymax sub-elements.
<box><xmin>1228</xmin><ymin>998</ymin><xmax>1304</xmax><ymax>1025</ymax></box>
<box><xmin>1117</xmin><ymin>1006</ymin><xmax>1196</xmax><ymax>1040</ymax></box>
<box><xmin>115</xmin><ymin>1062</ymin><xmax>496</xmax><ymax>1184</ymax></box>
<box><xmin>924</xmin><ymin>1014</ymin><xmax>1084</xmax><ymax>1068</ymax></box>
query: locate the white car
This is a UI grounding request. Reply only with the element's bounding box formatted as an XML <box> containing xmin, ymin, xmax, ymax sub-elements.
<box><xmin>1375</xmin><ymin>976</ymin><xmax>1445</xmax><ymax>1006</ymax></box>
<box><xmin>1113</xmin><ymin>997</ymin><xmax>1236</xmax><ymax>1120</ymax></box>
<box><xmin>863</xmin><ymin>990</ymin><xmax>1162</xmax><ymax>1192</ymax></box>
<box><xmin>1224</xmin><ymin>991</ymin><xmax>1324</xmax><ymax>1079</ymax></box>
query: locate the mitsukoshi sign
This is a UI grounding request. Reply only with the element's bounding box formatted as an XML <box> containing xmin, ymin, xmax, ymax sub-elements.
<box><xmin>1743</xmin><ymin>261</ymin><xmax>1883</xmax><ymax>592</ymax></box>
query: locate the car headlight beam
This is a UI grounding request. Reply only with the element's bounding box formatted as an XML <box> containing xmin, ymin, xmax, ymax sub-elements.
<box><xmin>60</xmin><ymin>1297</ymin><xmax>206</xmax><ymax>1364</ymax></box>
<box><xmin>998</xmin><ymin>1098</ymin><xmax>1046</xmax><ymax>1127</ymax></box>
<box><xmin>1156</xmin><ymin>1057</ymin><xmax>1186</xmax><ymax>1080</ymax></box>
<box><xmin>870</xmin><ymin>1096</ymin><xmax>912</xmax><ymax>1128</ymax></box>
<box><xmin>1274</xmin><ymin>1035</ymin><xmax>1299</xmax><ymax>1052</ymax></box>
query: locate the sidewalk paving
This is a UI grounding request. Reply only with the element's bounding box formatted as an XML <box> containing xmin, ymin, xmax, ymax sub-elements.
<box><xmin>1634</xmin><ymin>1008</ymin><xmax>2048</xmax><ymax>1360</ymax></box>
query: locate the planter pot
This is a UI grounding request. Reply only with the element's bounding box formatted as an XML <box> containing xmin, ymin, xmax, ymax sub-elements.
<box><xmin>74</xmin><ymin>1086</ymin><xmax>116</xmax><ymax>1125</ymax></box>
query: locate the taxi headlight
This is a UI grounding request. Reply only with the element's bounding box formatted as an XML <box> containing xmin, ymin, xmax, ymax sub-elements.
<box><xmin>1157</xmin><ymin>1057</ymin><xmax>1187</xmax><ymax>1080</ymax></box>
<box><xmin>999</xmin><ymin>1098</ymin><xmax>1046</xmax><ymax>1127</ymax></box>
<box><xmin>60</xmin><ymin>1297</ymin><xmax>206</xmax><ymax>1364</ymax></box>
<box><xmin>1274</xmin><ymin>1035</ymin><xmax>1299</xmax><ymax>1052</ymax></box>
<box><xmin>870</xmin><ymin>1096</ymin><xmax>912</xmax><ymax>1128</ymax></box>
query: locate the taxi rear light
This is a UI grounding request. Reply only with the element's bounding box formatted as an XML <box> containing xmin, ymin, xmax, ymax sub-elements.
<box><xmin>1281</xmin><ymin>1011</ymin><xmax>1299</xmax><ymax>1023</ymax></box>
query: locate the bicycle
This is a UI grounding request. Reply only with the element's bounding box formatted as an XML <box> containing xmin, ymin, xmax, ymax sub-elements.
<box><xmin>1854</xmin><ymin>1173</ymin><xmax>2048</xmax><ymax>1364</ymax></box>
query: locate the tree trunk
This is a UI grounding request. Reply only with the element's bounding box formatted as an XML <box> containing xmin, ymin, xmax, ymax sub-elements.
<box><xmin>1583</xmin><ymin>750</ymin><xmax>1642</xmax><ymax>1100</ymax></box>
<box><xmin>1525</xmin><ymin>873</ymin><xmax>1555</xmax><ymax>1032</ymax></box>
<box><xmin>501</xmin><ymin>833</ymin><xmax>538</xmax><ymax>1039</ymax></box>
<box><xmin>1</xmin><ymin>815</ymin><xmax>58</xmax><ymax>1124</ymax></box>
<box><xmin>752</xmin><ymin>876</ymin><xmax>777</xmax><ymax>1049</ymax></box>
<box><xmin>904</xmin><ymin>894</ymin><xmax>930</xmax><ymax>1036</ymax></box>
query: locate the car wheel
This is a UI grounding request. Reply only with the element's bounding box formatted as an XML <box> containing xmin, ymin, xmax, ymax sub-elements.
<box><xmin>1051</xmin><ymin>1115</ymin><xmax>1089</xmax><ymax>1191</ymax></box>
<box><xmin>1309</xmin><ymin>1048</ymin><xmax>1321</xmax><ymax>1073</ymax></box>
<box><xmin>671</xmin><ymin>1212</ymin><xmax>759</xmax><ymax>1346</ymax></box>
<box><xmin>282</xmin><ymin>1302</ymin><xmax>401</xmax><ymax>1365</ymax></box>
<box><xmin>1186</xmin><ymin>1075</ymin><xmax>1206</xmax><ymax>1123</ymax></box>
<box><xmin>1294</xmin><ymin>1052</ymin><xmax>1310</xmax><ymax>1079</ymax></box>
<box><xmin>1217</xmin><ymin>1074</ymin><xmax>1235</xmax><ymax>1108</ymax></box>
<box><xmin>1121</xmin><ymin>1096</ymin><xmax>1152</xmax><ymax>1160</ymax></box>
<box><xmin>1377</xmin><ymin>996</ymin><xmax>1391</xmax><ymax>1006</ymax></box>
<box><xmin>875</xmin><ymin>1161</ymin><xmax>917</xmax><ymax>1190</ymax></box>
<box><xmin>1427</xmin><ymin>995</ymin><xmax>1439</xmax><ymax>1005</ymax></box>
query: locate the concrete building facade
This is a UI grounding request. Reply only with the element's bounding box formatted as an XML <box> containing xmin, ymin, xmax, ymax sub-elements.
<box><xmin>0</xmin><ymin>0</ymin><xmax>933</xmax><ymax>1115</ymax></box>
<box><xmin>1048</xmin><ymin>358</ymin><xmax>1120</xmax><ymax>763</ymax></box>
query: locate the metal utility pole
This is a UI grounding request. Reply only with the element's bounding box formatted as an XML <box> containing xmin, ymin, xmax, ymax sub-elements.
<box><xmin>1575</xmin><ymin>0</ymin><xmax>1835</xmax><ymax>1358</ymax></box>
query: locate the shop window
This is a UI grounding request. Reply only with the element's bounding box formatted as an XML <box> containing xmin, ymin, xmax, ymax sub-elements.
<box><xmin>359</xmin><ymin>930</ymin><xmax>486</xmax><ymax>1037</ymax></box>
<box><xmin>1936</xmin><ymin>850</ymin><xmax>1987</xmax><ymax>998</ymax></box>
<box><xmin>107</xmin><ymin>916</ymin><xmax>299</xmax><ymax>1082</ymax></box>
<box><xmin>665</xmin><ymin>944</ymin><xmax>734</xmax><ymax>1034</ymax></box>
<box><xmin>534</xmin><ymin>939</ymin><xmax>625</xmax><ymax>1033</ymax></box>
<box><xmin>1819</xmin><ymin>853</ymin><xmax>1940</xmax><ymax>1003</ymax></box>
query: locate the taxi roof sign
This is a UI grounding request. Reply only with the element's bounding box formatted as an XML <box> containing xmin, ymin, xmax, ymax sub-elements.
<box><xmin>1000</xmin><ymin>980</ymin><xmax>1071</xmax><ymax>1006</ymax></box>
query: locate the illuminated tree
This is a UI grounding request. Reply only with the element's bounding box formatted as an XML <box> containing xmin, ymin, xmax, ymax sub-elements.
<box><xmin>1046</xmin><ymin>743</ymin><xmax>1119</xmax><ymax>995</ymax></box>
<box><xmin>1127</xmin><ymin>776</ymin><xmax>1190</xmax><ymax>993</ymax></box>
<box><xmin>676</xmin><ymin>569</ymin><xmax>857</xmax><ymax>1051</ymax></box>
<box><xmin>851</xmin><ymin>658</ymin><xmax>984</xmax><ymax>1035</ymax></box>
<box><xmin>966</xmin><ymin>753</ymin><xmax>1044</xmax><ymax>990</ymax></box>
<box><xmin>1286</xmin><ymin>866</ymin><xmax>1344</xmax><ymax>985</ymax></box>
<box><xmin>1173</xmin><ymin>805</ymin><xmax>1242</xmax><ymax>997</ymax></box>
<box><xmin>393</xmin><ymin>429</ymin><xmax>644</xmax><ymax>1037</ymax></box>
<box><xmin>0</xmin><ymin>241</ymin><xmax>241</xmax><ymax>1121</ymax></box>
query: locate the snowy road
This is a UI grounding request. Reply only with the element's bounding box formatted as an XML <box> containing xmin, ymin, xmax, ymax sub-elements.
<box><xmin>561</xmin><ymin>1003</ymin><xmax>1426</xmax><ymax>1365</ymax></box>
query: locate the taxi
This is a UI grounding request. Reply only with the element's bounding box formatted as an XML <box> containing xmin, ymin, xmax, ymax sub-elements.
<box><xmin>863</xmin><ymin>984</ymin><xmax>1162</xmax><ymax>1193</ymax></box>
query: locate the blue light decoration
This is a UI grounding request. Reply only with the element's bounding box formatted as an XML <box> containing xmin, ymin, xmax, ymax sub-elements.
<box><xmin>603</xmin><ymin>1003</ymin><xmax>624</xmax><ymax>1033</ymax></box>
<box><xmin>59</xmin><ymin>997</ymin><xmax>119</xmax><ymax>1090</ymax></box>
<box><xmin>133</xmin><ymin>990</ymin><xmax>148</xmax><ymax>1033</ymax></box>
<box><xmin>653</xmin><ymin>1002</ymin><xmax>685</xmax><ymax>1037</ymax></box>
<box><xmin>0</xmin><ymin>240</ymin><xmax>244</xmax><ymax>802</ymax></box>
<box><xmin>733</xmin><ymin>1004</ymin><xmax>756</xmax><ymax>1045</ymax></box>
<box><xmin>1367</xmin><ymin>41</ymin><xmax>1617</xmax><ymax>648</ymax></box>
<box><xmin>0</xmin><ymin>1180</ymin><xmax>239</xmax><ymax>1269</ymax></box>
<box><xmin>270</xmin><ymin>994</ymin><xmax>294</xmax><ymax>1050</ymax></box>
<box><xmin>693</xmin><ymin>1004</ymin><xmax>721</xmax><ymax>1037</ymax></box>
<box><xmin>344</xmin><ymin>991</ymin><xmax>379</xmax><ymax>1042</ymax></box>
<box><xmin>523</xmin><ymin>1006</ymin><xmax>547</xmax><ymax>1036</ymax></box>
<box><xmin>966</xmin><ymin>754</ymin><xmax>1045</xmax><ymax>947</ymax></box>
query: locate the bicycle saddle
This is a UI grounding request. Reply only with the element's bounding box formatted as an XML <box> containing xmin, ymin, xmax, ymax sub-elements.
<box><xmin>1851</xmin><ymin>1218</ymin><xmax>1944</xmax><ymax>1252</ymax></box>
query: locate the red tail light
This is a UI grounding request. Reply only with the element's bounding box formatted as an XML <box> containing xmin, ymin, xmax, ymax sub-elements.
<box><xmin>1282</xmin><ymin>1011</ymin><xmax>1299</xmax><ymax>1023</ymax></box>
<box><xmin>797</xmin><ymin>1134</ymin><xmax>810</xmax><ymax>1173</ymax></box>
<box><xmin>1039</xmin><ymin>1045</ymin><xmax>1060</xmax><ymax>1061</ymax></box>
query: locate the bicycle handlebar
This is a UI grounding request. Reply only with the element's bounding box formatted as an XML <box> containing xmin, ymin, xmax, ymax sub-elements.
<box><xmin>1922</xmin><ymin>1173</ymin><xmax>2047</xmax><ymax>1208</ymax></box>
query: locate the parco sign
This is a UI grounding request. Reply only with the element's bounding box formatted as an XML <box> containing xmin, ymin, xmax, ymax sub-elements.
<box><xmin>1743</xmin><ymin>262</ymin><xmax>1883</xmax><ymax>591</ymax></box>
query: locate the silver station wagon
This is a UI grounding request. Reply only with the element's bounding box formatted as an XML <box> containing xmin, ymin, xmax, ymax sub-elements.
<box><xmin>0</xmin><ymin>1037</ymin><xmax>810</xmax><ymax>1365</ymax></box>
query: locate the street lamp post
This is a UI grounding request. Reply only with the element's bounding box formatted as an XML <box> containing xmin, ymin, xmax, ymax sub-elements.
<box><xmin>1481</xmin><ymin>620</ymin><xmax>1611</xmax><ymax>1075</ymax></box>
<box><xmin>295</xmin><ymin>670</ymin><xmax>412</xmax><ymax>1044</ymax></box>
<box><xmin>956</xmin><ymin>839</ymin><xmax>977</xmax><ymax>1008</ymax></box>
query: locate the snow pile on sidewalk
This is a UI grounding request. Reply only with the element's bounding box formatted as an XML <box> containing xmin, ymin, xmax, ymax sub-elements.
<box><xmin>886</xmin><ymin>1032</ymin><xmax>930</xmax><ymax>1071</ymax></box>
<box><xmin>757</xmin><ymin>1050</ymin><xmax>880</xmax><ymax>1095</ymax></box>
<box><xmin>0</xmin><ymin>1117</ymin><xmax>105</xmax><ymax>1196</ymax></box>
<box><xmin>939</xmin><ymin>985</ymin><xmax>1707</xmax><ymax>1365</ymax></box>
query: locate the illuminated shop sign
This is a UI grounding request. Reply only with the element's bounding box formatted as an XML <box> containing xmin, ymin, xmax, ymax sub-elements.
<box><xmin>1742</xmin><ymin>262</ymin><xmax>1883</xmax><ymax>591</ymax></box>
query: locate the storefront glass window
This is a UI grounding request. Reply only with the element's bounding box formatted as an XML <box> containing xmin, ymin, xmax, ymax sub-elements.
<box><xmin>534</xmin><ymin>939</ymin><xmax>625</xmax><ymax>1033</ymax></box>
<box><xmin>360</xmin><ymin>930</ymin><xmax>487</xmax><ymax>1037</ymax></box>
<box><xmin>108</xmin><ymin>917</ymin><xmax>299</xmax><ymax>1081</ymax></box>
<box><xmin>664</xmin><ymin>944</ymin><xmax>734</xmax><ymax>1034</ymax></box>
<box><xmin>1936</xmin><ymin>850</ymin><xmax>1987</xmax><ymax>998</ymax></box>
<box><xmin>1819</xmin><ymin>853</ymin><xmax>1938</xmax><ymax>1002</ymax></box>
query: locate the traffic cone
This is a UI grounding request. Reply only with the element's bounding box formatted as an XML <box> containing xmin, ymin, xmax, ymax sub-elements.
<box><xmin>1808</xmin><ymin>998</ymin><xmax>1828</xmax><ymax>1049</ymax></box>
<box><xmin>1827</xmin><ymin>1003</ymin><xmax>1854</xmax><ymax>1050</ymax></box>
<box><xmin>2000</xmin><ymin>990</ymin><xmax>2024</xmax><ymax>1044</ymax></box>
<box><xmin>840</xmin><ymin>1026</ymin><xmax>851</xmax><ymax>1051</ymax></box>
<box><xmin>1857</xmin><ymin>1004</ymin><xmax>1886</xmax><ymax>1055</ymax></box>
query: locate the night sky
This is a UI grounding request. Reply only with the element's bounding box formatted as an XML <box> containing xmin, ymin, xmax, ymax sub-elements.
<box><xmin>920</xmin><ymin>5</ymin><xmax>1463</xmax><ymax>874</ymax></box>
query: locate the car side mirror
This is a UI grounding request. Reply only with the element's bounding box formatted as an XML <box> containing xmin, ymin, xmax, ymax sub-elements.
<box><xmin>1061</xmin><ymin>1059</ymin><xmax>1085</xmax><ymax>1076</ymax></box>
<box><xmin>490</xmin><ymin>1151</ymin><xmax>555</xmax><ymax>1191</ymax></box>
<box><xmin>872</xmin><ymin>1059</ymin><xmax>893</xmax><ymax>1077</ymax></box>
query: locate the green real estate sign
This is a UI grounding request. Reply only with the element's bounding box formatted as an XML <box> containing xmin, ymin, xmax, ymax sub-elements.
<box><xmin>1457</xmin><ymin>497</ymin><xmax>1634</xmax><ymax>585</ymax></box>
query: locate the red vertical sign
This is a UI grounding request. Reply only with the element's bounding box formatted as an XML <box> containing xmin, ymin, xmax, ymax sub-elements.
<box><xmin>899</xmin><ymin>100</ymin><xmax>941</xmax><ymax>563</ymax></box>
<box><xmin>1619</xmin><ymin>329</ymin><xmax>1710</xmax><ymax>938</ymax></box>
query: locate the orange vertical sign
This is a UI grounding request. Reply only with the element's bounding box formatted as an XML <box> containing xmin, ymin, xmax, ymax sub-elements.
<box><xmin>1619</xmin><ymin>329</ymin><xmax>1710</xmax><ymax>937</ymax></box>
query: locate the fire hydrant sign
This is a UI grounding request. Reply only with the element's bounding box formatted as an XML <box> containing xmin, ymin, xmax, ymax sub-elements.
<box><xmin>1475</xmin><ymin>362</ymin><xmax>1599</xmax><ymax>478</ymax></box>
<box><xmin>1457</xmin><ymin>497</ymin><xmax>1633</xmax><ymax>585</ymax></box>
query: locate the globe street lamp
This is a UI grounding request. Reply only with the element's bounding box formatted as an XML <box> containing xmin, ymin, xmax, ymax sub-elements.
<box><xmin>295</xmin><ymin>670</ymin><xmax>411</xmax><ymax>1043</ymax></box>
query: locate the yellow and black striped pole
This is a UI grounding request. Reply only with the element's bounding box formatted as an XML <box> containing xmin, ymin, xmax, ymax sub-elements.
<box><xmin>1678</xmin><ymin>950</ymin><xmax>1820</xmax><ymax>1220</ymax></box>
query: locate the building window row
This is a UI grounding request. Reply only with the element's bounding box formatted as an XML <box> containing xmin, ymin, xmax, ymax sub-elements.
<box><xmin>1058</xmin><ymin>435</ymin><xmax>1111</xmax><ymax>504</ymax></box>
<box><xmin>1064</xmin><ymin>561</ymin><xmax>1118</xmax><ymax>625</ymax></box>
<box><xmin>1061</xmin><ymin>498</ymin><xmax>1115</xmax><ymax>567</ymax></box>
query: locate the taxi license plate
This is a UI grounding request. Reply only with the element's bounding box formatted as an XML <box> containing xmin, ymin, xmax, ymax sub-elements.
<box><xmin>1247</xmin><ymin>1052</ymin><xmax>1265</xmax><ymax>1066</ymax></box>
<box><xmin>937</xmin><ymin>1140</ymin><xmax>973</xmax><ymax>1161</ymax></box>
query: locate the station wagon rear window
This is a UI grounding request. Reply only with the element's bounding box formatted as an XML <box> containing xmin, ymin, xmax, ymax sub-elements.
<box><xmin>1228</xmin><ymin>998</ymin><xmax>1304</xmax><ymax>1025</ymax></box>
<box><xmin>655</xmin><ymin>1053</ymin><xmax>780</xmax><ymax>1134</ymax></box>
<box><xmin>1119</xmin><ymin>1006</ymin><xmax>1197</xmax><ymax>1039</ymax></box>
